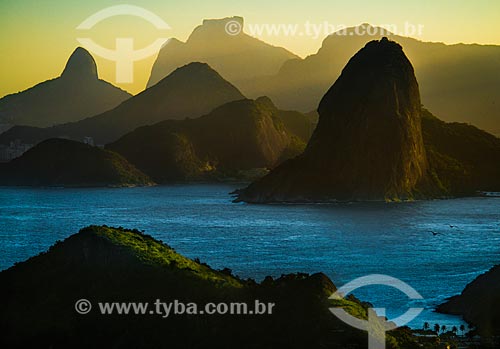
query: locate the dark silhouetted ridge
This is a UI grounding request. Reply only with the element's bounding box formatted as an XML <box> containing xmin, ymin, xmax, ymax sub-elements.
<box><xmin>107</xmin><ymin>97</ymin><xmax>314</xmax><ymax>182</ymax></box>
<box><xmin>0</xmin><ymin>138</ymin><xmax>153</xmax><ymax>187</ymax></box>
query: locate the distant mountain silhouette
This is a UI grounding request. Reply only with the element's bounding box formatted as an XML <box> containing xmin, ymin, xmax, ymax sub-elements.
<box><xmin>235</xmin><ymin>38</ymin><xmax>500</xmax><ymax>203</ymax></box>
<box><xmin>108</xmin><ymin>97</ymin><xmax>314</xmax><ymax>182</ymax></box>
<box><xmin>0</xmin><ymin>139</ymin><xmax>153</xmax><ymax>187</ymax></box>
<box><xmin>0</xmin><ymin>48</ymin><xmax>131</xmax><ymax>127</ymax></box>
<box><xmin>232</xmin><ymin>24</ymin><xmax>500</xmax><ymax>136</ymax></box>
<box><xmin>147</xmin><ymin>17</ymin><xmax>299</xmax><ymax>88</ymax></box>
<box><xmin>0</xmin><ymin>63</ymin><xmax>245</xmax><ymax>145</ymax></box>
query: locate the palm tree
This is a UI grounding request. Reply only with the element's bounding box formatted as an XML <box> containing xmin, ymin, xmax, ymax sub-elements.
<box><xmin>441</xmin><ymin>325</ymin><xmax>447</xmax><ymax>333</ymax></box>
<box><xmin>423</xmin><ymin>322</ymin><xmax>430</xmax><ymax>331</ymax></box>
<box><xmin>459</xmin><ymin>324</ymin><xmax>465</xmax><ymax>335</ymax></box>
<box><xmin>452</xmin><ymin>326</ymin><xmax>458</xmax><ymax>335</ymax></box>
<box><xmin>434</xmin><ymin>323</ymin><xmax>440</xmax><ymax>333</ymax></box>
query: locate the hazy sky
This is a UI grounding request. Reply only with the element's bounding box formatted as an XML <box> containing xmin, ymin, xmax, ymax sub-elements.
<box><xmin>1</xmin><ymin>0</ymin><xmax>499</xmax><ymax>97</ymax></box>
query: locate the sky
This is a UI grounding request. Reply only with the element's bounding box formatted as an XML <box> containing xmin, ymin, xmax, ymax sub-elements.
<box><xmin>1</xmin><ymin>0</ymin><xmax>499</xmax><ymax>97</ymax></box>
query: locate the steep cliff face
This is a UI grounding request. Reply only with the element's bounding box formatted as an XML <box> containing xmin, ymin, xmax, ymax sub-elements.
<box><xmin>236</xmin><ymin>38</ymin><xmax>432</xmax><ymax>203</ymax></box>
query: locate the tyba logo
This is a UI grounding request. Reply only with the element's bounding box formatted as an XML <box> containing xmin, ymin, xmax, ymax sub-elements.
<box><xmin>76</xmin><ymin>5</ymin><xmax>170</xmax><ymax>83</ymax></box>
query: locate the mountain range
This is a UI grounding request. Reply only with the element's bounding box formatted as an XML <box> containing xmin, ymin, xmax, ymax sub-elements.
<box><xmin>0</xmin><ymin>62</ymin><xmax>245</xmax><ymax>146</ymax></box>
<box><xmin>1</xmin><ymin>38</ymin><xmax>498</xmax><ymax>194</ymax></box>
<box><xmin>148</xmin><ymin>17</ymin><xmax>299</xmax><ymax>88</ymax></box>
<box><xmin>107</xmin><ymin>97</ymin><xmax>314</xmax><ymax>182</ymax></box>
<box><xmin>0</xmin><ymin>48</ymin><xmax>131</xmax><ymax>128</ymax></box>
<box><xmin>2</xmin><ymin>20</ymin><xmax>499</xmax><ymax>137</ymax></box>
<box><xmin>147</xmin><ymin>20</ymin><xmax>500</xmax><ymax>136</ymax></box>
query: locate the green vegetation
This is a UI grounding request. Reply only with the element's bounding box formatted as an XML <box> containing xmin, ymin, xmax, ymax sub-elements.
<box><xmin>0</xmin><ymin>225</ymin><xmax>452</xmax><ymax>348</ymax></box>
<box><xmin>90</xmin><ymin>226</ymin><xmax>242</xmax><ymax>288</ymax></box>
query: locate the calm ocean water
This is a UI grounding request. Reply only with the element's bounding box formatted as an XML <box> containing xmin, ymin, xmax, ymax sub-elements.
<box><xmin>0</xmin><ymin>184</ymin><xmax>499</xmax><ymax>329</ymax></box>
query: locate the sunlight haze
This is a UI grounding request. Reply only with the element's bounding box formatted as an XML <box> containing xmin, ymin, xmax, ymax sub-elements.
<box><xmin>1</xmin><ymin>0</ymin><xmax>499</xmax><ymax>97</ymax></box>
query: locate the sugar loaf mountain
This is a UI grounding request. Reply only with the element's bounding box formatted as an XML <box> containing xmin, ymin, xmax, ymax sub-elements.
<box><xmin>0</xmin><ymin>225</ymin><xmax>450</xmax><ymax>349</ymax></box>
<box><xmin>0</xmin><ymin>48</ymin><xmax>131</xmax><ymax>128</ymax></box>
<box><xmin>235</xmin><ymin>38</ymin><xmax>500</xmax><ymax>203</ymax></box>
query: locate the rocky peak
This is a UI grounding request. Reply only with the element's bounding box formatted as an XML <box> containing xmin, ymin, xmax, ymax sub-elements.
<box><xmin>236</xmin><ymin>38</ymin><xmax>431</xmax><ymax>202</ymax></box>
<box><xmin>61</xmin><ymin>47</ymin><xmax>98</xmax><ymax>80</ymax></box>
<box><xmin>188</xmin><ymin>16</ymin><xmax>245</xmax><ymax>42</ymax></box>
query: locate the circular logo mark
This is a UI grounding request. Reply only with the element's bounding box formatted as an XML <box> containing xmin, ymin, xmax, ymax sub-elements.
<box><xmin>75</xmin><ymin>299</ymin><xmax>92</xmax><ymax>315</ymax></box>
<box><xmin>225</xmin><ymin>20</ymin><xmax>242</xmax><ymax>36</ymax></box>
<box><xmin>329</xmin><ymin>274</ymin><xmax>424</xmax><ymax>349</ymax></box>
<box><xmin>76</xmin><ymin>5</ymin><xmax>171</xmax><ymax>83</ymax></box>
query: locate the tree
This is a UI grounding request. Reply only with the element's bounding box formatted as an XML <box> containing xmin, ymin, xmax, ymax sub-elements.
<box><xmin>434</xmin><ymin>323</ymin><xmax>440</xmax><ymax>333</ymax></box>
<box><xmin>452</xmin><ymin>326</ymin><xmax>458</xmax><ymax>334</ymax></box>
<box><xmin>423</xmin><ymin>322</ymin><xmax>430</xmax><ymax>331</ymax></box>
<box><xmin>441</xmin><ymin>325</ymin><xmax>447</xmax><ymax>333</ymax></box>
<box><xmin>459</xmin><ymin>324</ymin><xmax>465</xmax><ymax>335</ymax></box>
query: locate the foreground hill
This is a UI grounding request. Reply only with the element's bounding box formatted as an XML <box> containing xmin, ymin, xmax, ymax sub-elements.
<box><xmin>0</xmin><ymin>48</ymin><xmax>131</xmax><ymax>127</ymax></box>
<box><xmin>438</xmin><ymin>265</ymin><xmax>500</xmax><ymax>338</ymax></box>
<box><xmin>0</xmin><ymin>63</ymin><xmax>245</xmax><ymax>146</ymax></box>
<box><xmin>238</xmin><ymin>24</ymin><xmax>500</xmax><ymax>136</ymax></box>
<box><xmin>148</xmin><ymin>17</ymin><xmax>298</xmax><ymax>88</ymax></box>
<box><xmin>0</xmin><ymin>225</ymin><xmax>444</xmax><ymax>348</ymax></box>
<box><xmin>108</xmin><ymin>97</ymin><xmax>314</xmax><ymax>182</ymax></box>
<box><xmin>235</xmin><ymin>38</ymin><xmax>500</xmax><ymax>203</ymax></box>
<box><xmin>0</xmin><ymin>139</ymin><xmax>152</xmax><ymax>187</ymax></box>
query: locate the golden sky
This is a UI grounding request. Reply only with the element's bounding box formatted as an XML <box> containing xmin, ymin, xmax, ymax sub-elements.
<box><xmin>1</xmin><ymin>0</ymin><xmax>499</xmax><ymax>98</ymax></box>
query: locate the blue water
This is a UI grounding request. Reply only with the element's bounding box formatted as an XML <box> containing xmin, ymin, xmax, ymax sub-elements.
<box><xmin>0</xmin><ymin>184</ymin><xmax>499</xmax><ymax>330</ymax></box>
